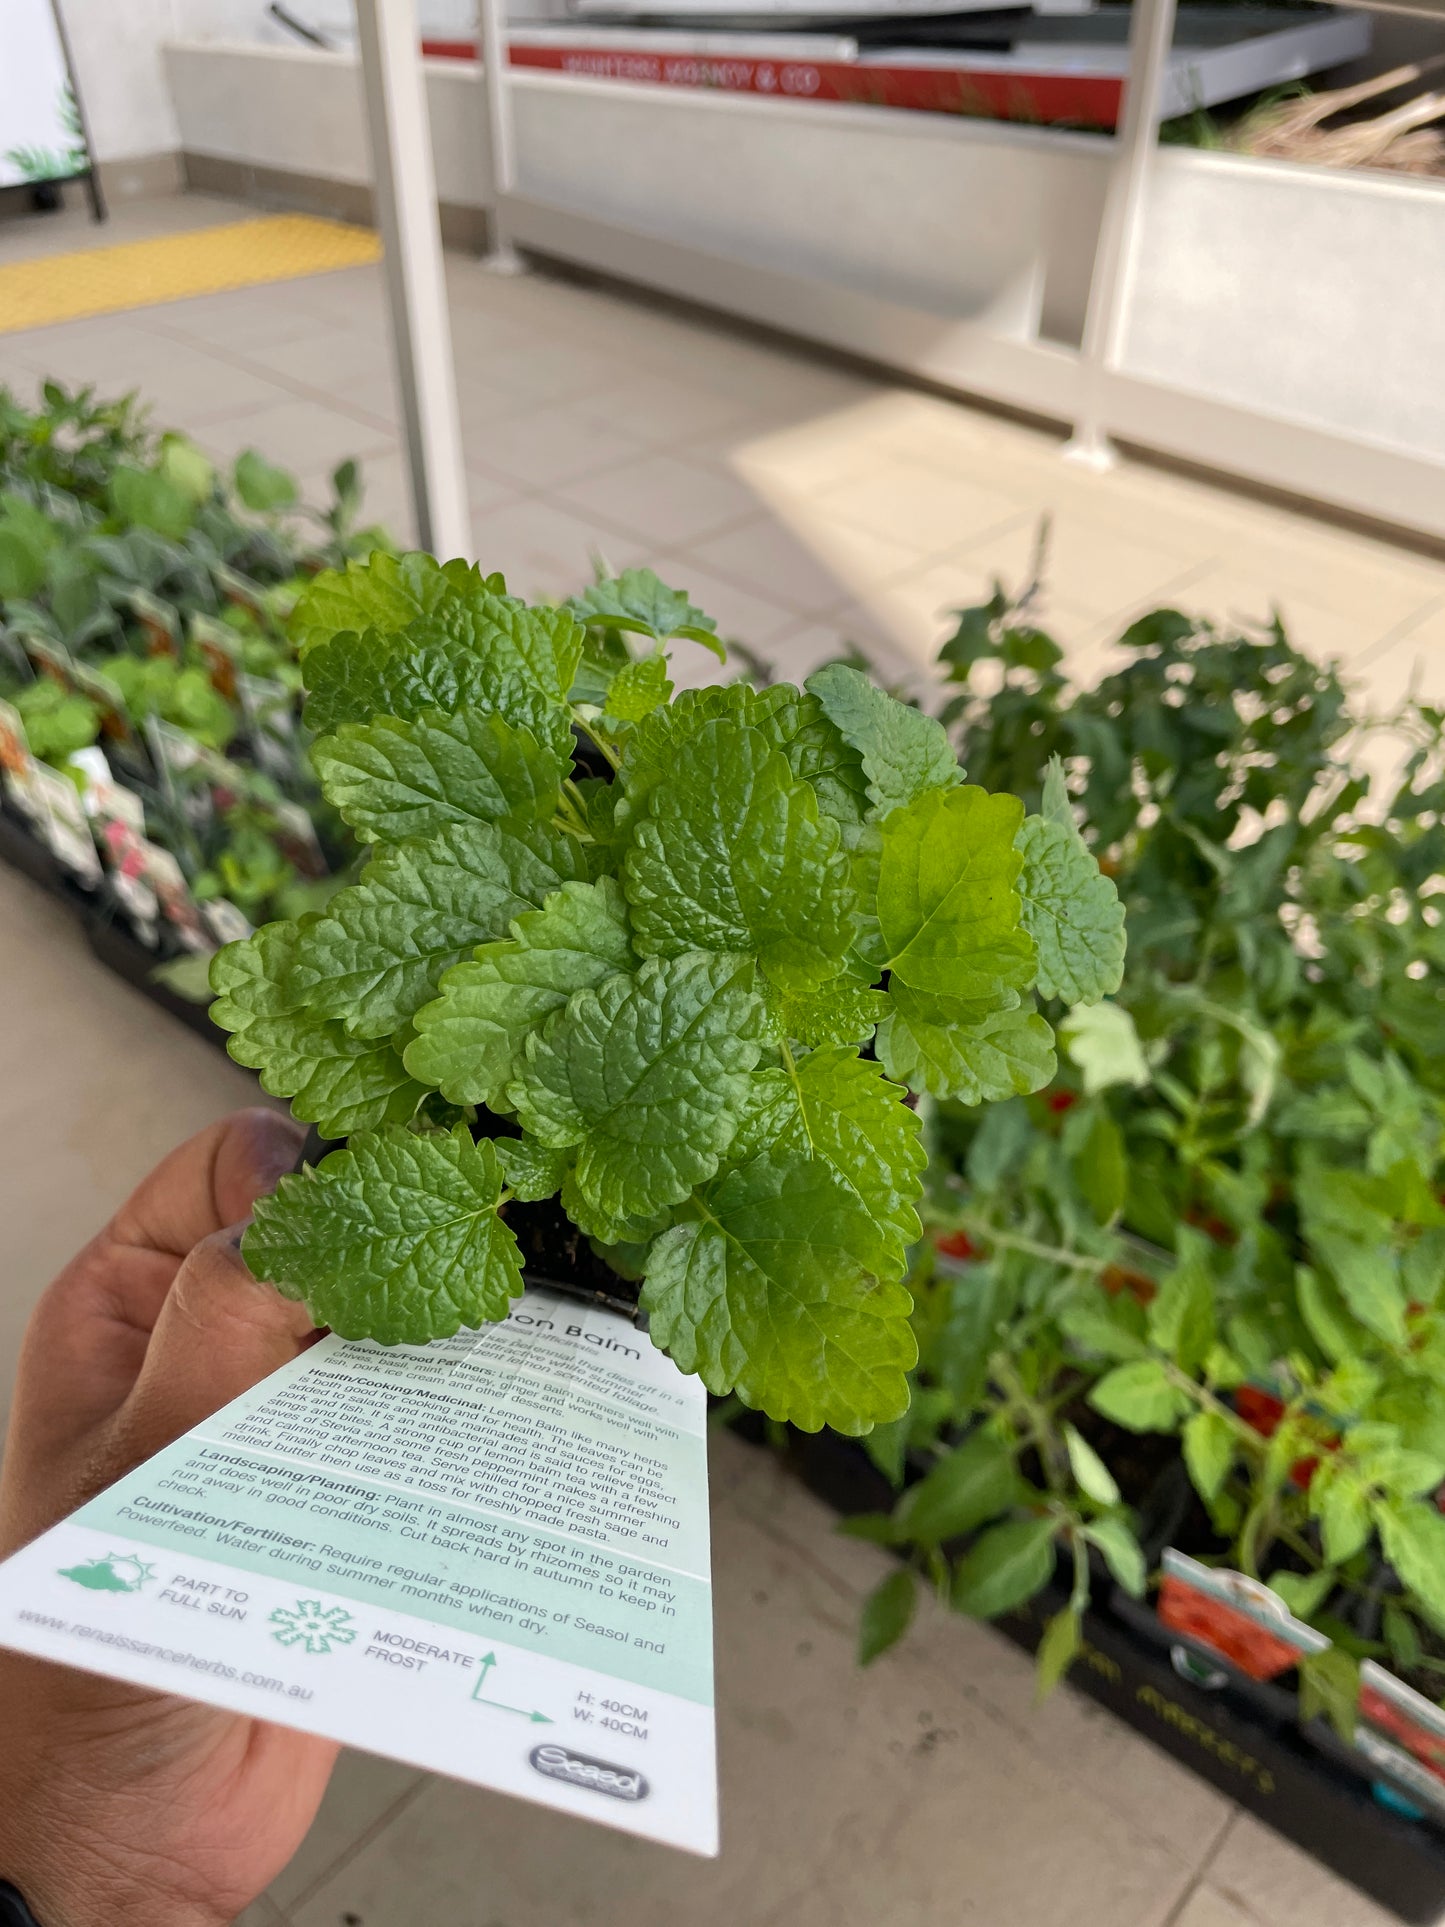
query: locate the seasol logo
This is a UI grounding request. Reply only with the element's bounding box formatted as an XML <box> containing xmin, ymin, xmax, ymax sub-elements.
<box><xmin>529</xmin><ymin>1743</ymin><xmax>649</xmax><ymax>1802</ymax></box>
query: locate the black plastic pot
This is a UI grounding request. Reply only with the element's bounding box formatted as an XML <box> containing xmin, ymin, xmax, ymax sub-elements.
<box><xmin>773</xmin><ymin>1426</ymin><xmax>1445</xmax><ymax>1926</ymax></box>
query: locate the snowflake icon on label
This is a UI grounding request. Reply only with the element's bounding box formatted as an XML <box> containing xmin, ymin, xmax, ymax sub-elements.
<box><xmin>268</xmin><ymin>1599</ymin><xmax>357</xmax><ymax>1656</ymax></box>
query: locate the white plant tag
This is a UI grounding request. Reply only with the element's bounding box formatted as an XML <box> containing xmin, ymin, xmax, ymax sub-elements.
<box><xmin>0</xmin><ymin>1287</ymin><xmax>718</xmax><ymax>1854</ymax></box>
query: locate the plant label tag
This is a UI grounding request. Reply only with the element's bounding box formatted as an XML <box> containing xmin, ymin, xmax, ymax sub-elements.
<box><xmin>0</xmin><ymin>1286</ymin><xmax>718</xmax><ymax>1855</ymax></box>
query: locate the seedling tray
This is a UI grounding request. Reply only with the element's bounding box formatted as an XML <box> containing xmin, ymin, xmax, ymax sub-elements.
<box><xmin>0</xmin><ymin>797</ymin><xmax>228</xmax><ymax>1052</ymax></box>
<box><xmin>779</xmin><ymin>1427</ymin><xmax>1445</xmax><ymax>1925</ymax></box>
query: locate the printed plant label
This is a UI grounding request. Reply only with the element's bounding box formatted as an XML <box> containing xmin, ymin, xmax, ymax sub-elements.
<box><xmin>1158</xmin><ymin>1548</ymin><xmax>1329</xmax><ymax>1682</ymax></box>
<box><xmin>0</xmin><ymin>1286</ymin><xmax>718</xmax><ymax>1854</ymax></box>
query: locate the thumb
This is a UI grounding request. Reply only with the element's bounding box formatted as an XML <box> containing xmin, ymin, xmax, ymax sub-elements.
<box><xmin>111</xmin><ymin>1226</ymin><xmax>319</xmax><ymax>1472</ymax></box>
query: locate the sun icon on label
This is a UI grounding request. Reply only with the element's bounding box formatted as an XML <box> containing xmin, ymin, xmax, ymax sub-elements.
<box><xmin>269</xmin><ymin>1599</ymin><xmax>358</xmax><ymax>1656</ymax></box>
<box><xmin>58</xmin><ymin>1552</ymin><xmax>157</xmax><ymax>1594</ymax></box>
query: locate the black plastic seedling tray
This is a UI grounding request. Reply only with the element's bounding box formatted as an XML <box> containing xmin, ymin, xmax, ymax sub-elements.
<box><xmin>782</xmin><ymin>1427</ymin><xmax>1445</xmax><ymax>1926</ymax></box>
<box><xmin>0</xmin><ymin>798</ymin><xmax>228</xmax><ymax>1051</ymax></box>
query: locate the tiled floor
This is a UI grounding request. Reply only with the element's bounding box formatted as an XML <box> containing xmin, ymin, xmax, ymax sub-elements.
<box><xmin>2</xmin><ymin>189</ymin><xmax>1443</xmax><ymax>1927</ymax></box>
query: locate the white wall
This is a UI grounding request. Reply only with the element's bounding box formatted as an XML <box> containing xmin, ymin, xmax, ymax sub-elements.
<box><xmin>1127</xmin><ymin>148</ymin><xmax>1445</xmax><ymax>466</ymax></box>
<box><xmin>164</xmin><ymin>40</ymin><xmax>487</xmax><ymax>206</ymax></box>
<box><xmin>61</xmin><ymin>0</ymin><xmax>497</xmax><ymax>163</ymax></box>
<box><xmin>163</xmin><ymin>41</ymin><xmax>1108</xmax><ymax>344</ymax></box>
<box><xmin>161</xmin><ymin>38</ymin><xmax>1445</xmax><ymax>531</ymax></box>
<box><xmin>60</xmin><ymin>0</ymin><xmax>294</xmax><ymax>161</ymax></box>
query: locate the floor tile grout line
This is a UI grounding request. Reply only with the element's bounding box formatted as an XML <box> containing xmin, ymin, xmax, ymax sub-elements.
<box><xmin>1081</xmin><ymin>557</ymin><xmax>1225</xmax><ymax>643</ymax></box>
<box><xmin>279</xmin><ymin>1771</ymin><xmax>434</xmax><ymax>1915</ymax></box>
<box><xmin>660</xmin><ymin>504</ymin><xmax>1045</xmax><ymax>631</ymax></box>
<box><xmin>183</xmin><ymin>338</ymin><xmax>401</xmax><ymax>444</ymax></box>
<box><xmin>1348</xmin><ymin>590</ymin><xmax>1445</xmax><ymax>669</ymax></box>
<box><xmin>547</xmin><ymin>493</ymin><xmax>772</xmax><ymax>568</ymax></box>
<box><xmin>1155</xmin><ymin>1871</ymin><xmax>1210</xmax><ymax>1927</ymax></box>
<box><xmin>675</xmin><ymin>504</ymin><xmax>1044</xmax><ymax>626</ymax></box>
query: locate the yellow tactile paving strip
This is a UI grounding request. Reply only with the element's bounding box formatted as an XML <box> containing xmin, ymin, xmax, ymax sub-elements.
<box><xmin>0</xmin><ymin>214</ymin><xmax>382</xmax><ymax>335</ymax></box>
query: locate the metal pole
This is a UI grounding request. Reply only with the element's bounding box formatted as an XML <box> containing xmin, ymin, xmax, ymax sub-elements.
<box><xmin>354</xmin><ymin>0</ymin><xmax>472</xmax><ymax>557</ymax></box>
<box><xmin>1065</xmin><ymin>0</ymin><xmax>1180</xmax><ymax>468</ymax></box>
<box><xmin>476</xmin><ymin>0</ymin><xmax>525</xmax><ymax>272</ymax></box>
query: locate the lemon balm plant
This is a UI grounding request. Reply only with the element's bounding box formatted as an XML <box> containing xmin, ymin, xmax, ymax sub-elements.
<box><xmin>211</xmin><ymin>552</ymin><xmax>1123</xmax><ymax>1433</ymax></box>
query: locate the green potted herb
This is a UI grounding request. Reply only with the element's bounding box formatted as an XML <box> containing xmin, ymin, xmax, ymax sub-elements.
<box><xmin>848</xmin><ymin>585</ymin><xmax>1445</xmax><ymax>1744</ymax></box>
<box><xmin>0</xmin><ymin>382</ymin><xmax>384</xmax><ymax>947</ymax></box>
<box><xmin>209</xmin><ymin>551</ymin><xmax>1122</xmax><ymax>1433</ymax></box>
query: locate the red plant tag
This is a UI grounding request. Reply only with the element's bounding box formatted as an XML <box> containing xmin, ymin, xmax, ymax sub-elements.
<box><xmin>1360</xmin><ymin>1662</ymin><xmax>1445</xmax><ymax>1780</ymax></box>
<box><xmin>1158</xmin><ymin>1550</ymin><xmax>1329</xmax><ymax>1682</ymax></box>
<box><xmin>935</xmin><ymin>1230</ymin><xmax>978</xmax><ymax>1262</ymax></box>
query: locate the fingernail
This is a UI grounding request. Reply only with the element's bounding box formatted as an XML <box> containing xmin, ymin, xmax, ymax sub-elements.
<box><xmin>222</xmin><ymin>1216</ymin><xmax>252</xmax><ymax>1250</ymax></box>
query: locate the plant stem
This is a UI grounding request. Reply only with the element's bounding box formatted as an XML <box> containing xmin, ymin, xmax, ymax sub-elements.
<box><xmin>553</xmin><ymin>793</ymin><xmax>593</xmax><ymax>839</ymax></box>
<box><xmin>947</xmin><ymin>1212</ymin><xmax>1110</xmax><ymax>1274</ymax></box>
<box><xmin>569</xmin><ymin>705</ymin><xmax>622</xmax><ymax>771</ymax></box>
<box><xmin>1162</xmin><ymin>1362</ymin><xmax>1269</xmax><ymax>1460</ymax></box>
<box><xmin>1069</xmin><ymin>1524</ymin><xmax>1091</xmax><ymax>1613</ymax></box>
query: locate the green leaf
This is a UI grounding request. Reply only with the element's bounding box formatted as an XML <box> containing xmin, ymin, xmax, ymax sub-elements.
<box><xmin>209</xmin><ymin>921</ymin><xmax>426</xmax><ymax>1138</ymax></box>
<box><xmin>1064</xmin><ymin>1422</ymin><xmax>1120</xmax><ymax>1506</ymax></box>
<box><xmin>151</xmin><ymin>953</ymin><xmax>217</xmax><ymax>1004</ymax></box>
<box><xmin>1297</xmin><ymin>1266</ymin><xmax>1363</xmax><ymax>1366</ymax></box>
<box><xmin>1058</xmin><ymin>1286</ymin><xmax>1149</xmax><ymax>1361</ymax></box>
<box><xmin>1312</xmin><ymin>1464</ymin><xmax>1371</xmax><ymax>1565</ymax></box>
<box><xmin>233</xmin><ymin>447</ymin><xmax>298</xmax><ymax>512</ymax></box>
<box><xmin>1016</xmin><ymin>815</ymin><xmax>1125</xmax><ymax>1007</ymax></box>
<box><xmin>1035</xmin><ymin>1605</ymin><xmax>1083</xmax><ymax>1699</ymax></box>
<box><xmin>876</xmin><ymin>992</ymin><xmax>1056</xmax><ymax>1104</ymax></box>
<box><xmin>863</xmin><ymin>1416</ymin><xmax>911</xmax><ymax>1488</ymax></box>
<box><xmin>497</xmin><ymin>1135</ymin><xmax>570</xmax><ymax>1202</ymax></box>
<box><xmin>289</xmin><ymin>823</ymin><xmax>590</xmax><ymax>1039</ymax></box>
<box><xmin>623</xmin><ymin>681</ymin><xmax>870</xmax><ymax>836</ymax></box>
<box><xmin>641</xmin><ymin>1145</ymin><xmax>916</xmax><ymax>1434</ymax></box>
<box><xmin>289</xmin><ymin>551</ymin><xmax>504</xmax><ymax>658</ymax></box>
<box><xmin>1089</xmin><ymin>1360</ymin><xmax>1191</xmax><ymax>1432</ymax></box>
<box><xmin>620</xmin><ymin>684</ymin><xmax>754</xmax><ymax>804</ymax></box>
<box><xmin>768</xmin><ymin>978</ymin><xmax>890</xmax><ymax>1047</ymax></box>
<box><xmin>837</xmin><ymin>1511</ymin><xmax>899</xmax><ymax>1544</ymax></box>
<box><xmin>951</xmin><ymin>1516</ymin><xmax>1058</xmax><ymax>1619</ymax></box>
<box><xmin>1147</xmin><ymin>1240</ymin><xmax>1217</xmax><ymax>1373</ymax></box>
<box><xmin>0</xmin><ymin>524</ymin><xmax>47</xmax><ymax>598</ymax></box>
<box><xmin>558</xmin><ymin>1170</ymin><xmax>672</xmax><ymax>1250</ymax></box>
<box><xmin>243</xmin><ymin>1126</ymin><xmax>524</xmax><ymax>1343</ymax></box>
<box><xmin>624</xmin><ymin>719</ymin><xmax>856</xmax><ymax>990</ymax></box>
<box><xmin>744</xmin><ymin>1048</ymin><xmax>925</xmax><ymax>1278</ymax></box>
<box><xmin>310</xmin><ymin>707</ymin><xmax>568</xmax><ymax>845</ymax></box>
<box><xmin>751</xmin><ymin>688</ymin><xmax>871</xmax><ymax>849</ymax></box>
<box><xmin>110</xmin><ymin>464</ymin><xmax>195</xmax><ymax>539</ymax></box>
<box><xmin>568</xmin><ymin>567</ymin><xmax>723</xmax><ymax>654</ymax></box>
<box><xmin>157</xmin><ymin>435</ymin><xmax>215</xmax><ymax>504</ymax></box>
<box><xmin>302</xmin><ymin>595</ymin><xmax>581</xmax><ymax>752</ymax></box>
<box><xmin>806</xmin><ymin>663</ymin><xmax>960</xmax><ymax>819</ymax></box>
<box><xmin>508</xmin><ymin>952</ymin><xmax>765</xmax><ymax>1229</ymax></box>
<box><xmin>1085</xmin><ymin>1515</ymin><xmax>1147</xmax><ymax>1596</ymax></box>
<box><xmin>1312</xmin><ymin>1228</ymin><xmax>1407</xmax><ymax>1346</ymax></box>
<box><xmin>1182</xmin><ymin>1409</ymin><xmax>1236</xmax><ymax>1502</ymax></box>
<box><xmin>874</xmin><ymin>784</ymin><xmax>1033</xmax><ymax>999</ymax></box>
<box><xmin>405</xmin><ymin>878</ymin><xmax>635</xmax><ymax>1107</ymax></box>
<box><xmin>1378</xmin><ymin>1502</ymin><xmax>1445</xmax><ymax>1629</ymax></box>
<box><xmin>1060</xmin><ymin>1003</ymin><xmax>1150</xmax><ymax>1096</ymax></box>
<box><xmin>1299</xmin><ymin>1647</ymin><xmax>1359</xmax><ymax>1745</ymax></box>
<box><xmin>603</xmin><ymin>653</ymin><xmax>672</xmax><ymax>723</ymax></box>
<box><xmin>859</xmin><ymin>1567</ymin><xmax>917</xmax><ymax>1666</ymax></box>
<box><xmin>895</xmin><ymin>1432</ymin><xmax>1020</xmax><ymax>1545</ymax></box>
<box><xmin>1075</xmin><ymin>1109</ymin><xmax>1127</xmax><ymax>1224</ymax></box>
<box><xmin>1267</xmin><ymin>1569</ymin><xmax>1335</xmax><ymax>1620</ymax></box>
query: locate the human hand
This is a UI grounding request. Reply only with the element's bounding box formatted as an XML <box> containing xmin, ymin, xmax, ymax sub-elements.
<box><xmin>0</xmin><ymin>1108</ymin><xmax>338</xmax><ymax>1927</ymax></box>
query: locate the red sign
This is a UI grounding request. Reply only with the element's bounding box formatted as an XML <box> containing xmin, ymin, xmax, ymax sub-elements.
<box><xmin>422</xmin><ymin>37</ymin><xmax>1123</xmax><ymax>129</ymax></box>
